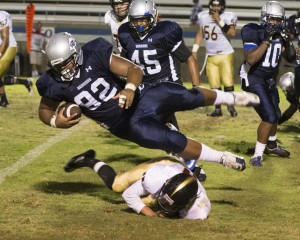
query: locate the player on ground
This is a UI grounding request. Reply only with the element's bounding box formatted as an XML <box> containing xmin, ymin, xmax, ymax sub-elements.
<box><xmin>64</xmin><ymin>150</ymin><xmax>211</xmax><ymax>219</ymax></box>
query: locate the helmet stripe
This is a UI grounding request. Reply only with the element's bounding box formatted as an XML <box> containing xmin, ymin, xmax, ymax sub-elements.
<box><xmin>170</xmin><ymin>176</ymin><xmax>196</xmax><ymax>197</ymax></box>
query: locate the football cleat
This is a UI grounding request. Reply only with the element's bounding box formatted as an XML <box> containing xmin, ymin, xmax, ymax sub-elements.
<box><xmin>249</xmin><ymin>155</ymin><xmax>263</xmax><ymax>167</ymax></box>
<box><xmin>25</xmin><ymin>78</ymin><xmax>33</xmax><ymax>96</ymax></box>
<box><xmin>207</xmin><ymin>108</ymin><xmax>222</xmax><ymax>117</ymax></box>
<box><xmin>264</xmin><ymin>145</ymin><xmax>290</xmax><ymax>158</ymax></box>
<box><xmin>192</xmin><ymin>166</ymin><xmax>207</xmax><ymax>182</ymax></box>
<box><xmin>64</xmin><ymin>149</ymin><xmax>96</xmax><ymax>172</ymax></box>
<box><xmin>0</xmin><ymin>100</ymin><xmax>9</xmax><ymax>108</ymax></box>
<box><xmin>227</xmin><ymin>105</ymin><xmax>238</xmax><ymax>117</ymax></box>
<box><xmin>231</xmin><ymin>91</ymin><xmax>260</xmax><ymax>106</ymax></box>
<box><xmin>220</xmin><ymin>152</ymin><xmax>246</xmax><ymax>171</ymax></box>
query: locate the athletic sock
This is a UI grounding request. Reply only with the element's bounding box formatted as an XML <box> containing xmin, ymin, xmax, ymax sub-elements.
<box><xmin>94</xmin><ymin>162</ymin><xmax>117</xmax><ymax>190</ymax></box>
<box><xmin>214</xmin><ymin>90</ymin><xmax>235</xmax><ymax>106</ymax></box>
<box><xmin>254</xmin><ymin>141</ymin><xmax>266</xmax><ymax>157</ymax></box>
<box><xmin>197</xmin><ymin>143</ymin><xmax>224</xmax><ymax>163</ymax></box>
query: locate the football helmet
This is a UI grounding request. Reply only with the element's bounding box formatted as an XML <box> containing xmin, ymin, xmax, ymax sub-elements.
<box><xmin>128</xmin><ymin>0</ymin><xmax>158</xmax><ymax>37</ymax></box>
<box><xmin>157</xmin><ymin>173</ymin><xmax>198</xmax><ymax>216</ymax></box>
<box><xmin>261</xmin><ymin>1</ymin><xmax>285</xmax><ymax>28</ymax></box>
<box><xmin>44</xmin><ymin>32</ymin><xmax>83</xmax><ymax>81</ymax></box>
<box><xmin>110</xmin><ymin>0</ymin><xmax>131</xmax><ymax>18</ymax></box>
<box><xmin>279</xmin><ymin>72</ymin><xmax>295</xmax><ymax>93</ymax></box>
<box><xmin>209</xmin><ymin>0</ymin><xmax>226</xmax><ymax>15</ymax></box>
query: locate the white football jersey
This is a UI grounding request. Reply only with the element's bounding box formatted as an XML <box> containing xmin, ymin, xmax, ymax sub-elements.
<box><xmin>197</xmin><ymin>10</ymin><xmax>237</xmax><ymax>55</ymax></box>
<box><xmin>122</xmin><ymin>163</ymin><xmax>211</xmax><ymax>220</ymax></box>
<box><xmin>0</xmin><ymin>11</ymin><xmax>17</xmax><ymax>47</ymax></box>
<box><xmin>104</xmin><ymin>10</ymin><xmax>129</xmax><ymax>54</ymax></box>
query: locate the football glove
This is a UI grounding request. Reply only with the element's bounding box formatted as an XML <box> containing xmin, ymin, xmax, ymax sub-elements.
<box><xmin>264</xmin><ymin>24</ymin><xmax>278</xmax><ymax>43</ymax></box>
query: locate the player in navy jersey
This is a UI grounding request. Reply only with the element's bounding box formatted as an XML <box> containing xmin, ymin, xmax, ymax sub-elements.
<box><xmin>118</xmin><ymin>0</ymin><xmax>202</xmax><ymax>175</ymax></box>
<box><xmin>36</xmin><ymin>32</ymin><xmax>260</xmax><ymax>172</ymax></box>
<box><xmin>239</xmin><ymin>1</ymin><xmax>296</xmax><ymax>167</ymax></box>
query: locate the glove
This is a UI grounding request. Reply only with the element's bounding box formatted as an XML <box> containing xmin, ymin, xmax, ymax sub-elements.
<box><xmin>264</xmin><ymin>24</ymin><xmax>278</xmax><ymax>43</ymax></box>
<box><xmin>279</xmin><ymin>28</ymin><xmax>291</xmax><ymax>43</ymax></box>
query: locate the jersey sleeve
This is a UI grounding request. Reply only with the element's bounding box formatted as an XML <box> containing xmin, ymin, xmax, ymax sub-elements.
<box><xmin>241</xmin><ymin>23</ymin><xmax>264</xmax><ymax>51</ymax></box>
<box><xmin>225</xmin><ymin>12</ymin><xmax>238</xmax><ymax>26</ymax></box>
<box><xmin>122</xmin><ymin>179</ymin><xmax>149</xmax><ymax>214</ymax></box>
<box><xmin>161</xmin><ymin>21</ymin><xmax>183</xmax><ymax>53</ymax></box>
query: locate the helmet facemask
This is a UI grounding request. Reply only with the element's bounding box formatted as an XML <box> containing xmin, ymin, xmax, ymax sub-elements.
<box><xmin>111</xmin><ymin>0</ymin><xmax>130</xmax><ymax>19</ymax></box>
<box><xmin>128</xmin><ymin>0</ymin><xmax>158</xmax><ymax>38</ymax></box>
<box><xmin>45</xmin><ymin>32</ymin><xmax>83</xmax><ymax>82</ymax></box>
<box><xmin>51</xmin><ymin>53</ymin><xmax>80</xmax><ymax>81</ymax></box>
<box><xmin>157</xmin><ymin>173</ymin><xmax>198</xmax><ymax>217</ymax></box>
<box><xmin>260</xmin><ymin>1</ymin><xmax>285</xmax><ymax>29</ymax></box>
<box><xmin>209</xmin><ymin>0</ymin><xmax>226</xmax><ymax>15</ymax></box>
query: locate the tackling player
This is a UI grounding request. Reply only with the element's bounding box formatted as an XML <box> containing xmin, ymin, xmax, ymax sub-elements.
<box><xmin>239</xmin><ymin>1</ymin><xmax>296</xmax><ymax>166</ymax></box>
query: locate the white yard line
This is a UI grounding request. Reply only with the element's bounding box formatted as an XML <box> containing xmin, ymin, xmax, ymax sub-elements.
<box><xmin>0</xmin><ymin>119</ymin><xmax>90</xmax><ymax>184</ymax></box>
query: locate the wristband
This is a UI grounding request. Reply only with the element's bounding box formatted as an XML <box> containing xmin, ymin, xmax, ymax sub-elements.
<box><xmin>50</xmin><ymin>115</ymin><xmax>57</xmax><ymax>128</ymax></box>
<box><xmin>218</xmin><ymin>20</ymin><xmax>225</xmax><ymax>27</ymax></box>
<box><xmin>125</xmin><ymin>83</ymin><xmax>137</xmax><ymax>91</ymax></box>
<box><xmin>192</xmin><ymin>43</ymin><xmax>200</xmax><ymax>52</ymax></box>
<box><xmin>263</xmin><ymin>40</ymin><xmax>270</xmax><ymax>46</ymax></box>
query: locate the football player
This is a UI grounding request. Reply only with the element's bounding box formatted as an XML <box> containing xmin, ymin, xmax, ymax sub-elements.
<box><xmin>239</xmin><ymin>1</ymin><xmax>296</xmax><ymax>166</ymax></box>
<box><xmin>64</xmin><ymin>150</ymin><xmax>211</xmax><ymax>219</ymax></box>
<box><xmin>0</xmin><ymin>11</ymin><xmax>33</xmax><ymax>108</ymax></box>
<box><xmin>192</xmin><ymin>0</ymin><xmax>238</xmax><ymax>117</ymax></box>
<box><xmin>118</xmin><ymin>0</ymin><xmax>203</xmax><ymax>175</ymax></box>
<box><xmin>104</xmin><ymin>0</ymin><xmax>131</xmax><ymax>54</ymax></box>
<box><xmin>36</xmin><ymin>32</ymin><xmax>260</xmax><ymax>173</ymax></box>
<box><xmin>277</xmin><ymin>72</ymin><xmax>300</xmax><ymax>124</ymax></box>
<box><xmin>286</xmin><ymin>9</ymin><xmax>300</xmax><ymax>45</ymax></box>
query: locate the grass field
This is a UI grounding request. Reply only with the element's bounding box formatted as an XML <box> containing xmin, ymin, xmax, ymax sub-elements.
<box><xmin>0</xmin><ymin>80</ymin><xmax>299</xmax><ymax>240</ymax></box>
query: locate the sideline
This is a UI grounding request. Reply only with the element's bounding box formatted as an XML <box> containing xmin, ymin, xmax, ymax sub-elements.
<box><xmin>0</xmin><ymin>119</ymin><xmax>90</xmax><ymax>184</ymax></box>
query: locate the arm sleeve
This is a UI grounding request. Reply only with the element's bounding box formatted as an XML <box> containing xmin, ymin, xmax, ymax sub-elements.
<box><xmin>122</xmin><ymin>179</ymin><xmax>150</xmax><ymax>214</ymax></box>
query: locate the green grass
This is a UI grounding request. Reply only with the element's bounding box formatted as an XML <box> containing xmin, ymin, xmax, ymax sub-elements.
<box><xmin>0</xmin><ymin>81</ymin><xmax>299</xmax><ymax>240</ymax></box>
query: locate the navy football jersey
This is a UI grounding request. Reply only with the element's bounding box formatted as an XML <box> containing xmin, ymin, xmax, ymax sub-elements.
<box><xmin>239</xmin><ymin>23</ymin><xmax>284</xmax><ymax>86</ymax></box>
<box><xmin>118</xmin><ymin>20</ymin><xmax>183</xmax><ymax>84</ymax></box>
<box><xmin>36</xmin><ymin>37</ymin><xmax>127</xmax><ymax>127</ymax></box>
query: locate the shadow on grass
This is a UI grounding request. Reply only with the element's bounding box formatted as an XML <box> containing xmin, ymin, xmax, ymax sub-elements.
<box><xmin>34</xmin><ymin>181</ymin><xmax>123</xmax><ymax>204</ymax></box>
<box><xmin>211</xmin><ymin>200</ymin><xmax>238</xmax><ymax>206</ymax></box>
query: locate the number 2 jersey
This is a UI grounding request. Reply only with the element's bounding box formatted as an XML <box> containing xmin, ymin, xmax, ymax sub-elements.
<box><xmin>118</xmin><ymin>20</ymin><xmax>189</xmax><ymax>84</ymax></box>
<box><xmin>239</xmin><ymin>23</ymin><xmax>285</xmax><ymax>87</ymax></box>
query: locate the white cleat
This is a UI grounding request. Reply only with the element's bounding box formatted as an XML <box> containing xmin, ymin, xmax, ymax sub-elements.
<box><xmin>231</xmin><ymin>91</ymin><xmax>260</xmax><ymax>106</ymax></box>
<box><xmin>26</xmin><ymin>78</ymin><xmax>33</xmax><ymax>96</ymax></box>
<box><xmin>220</xmin><ymin>152</ymin><xmax>246</xmax><ymax>171</ymax></box>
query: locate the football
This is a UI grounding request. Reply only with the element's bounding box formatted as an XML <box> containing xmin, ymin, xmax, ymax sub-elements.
<box><xmin>57</xmin><ymin>102</ymin><xmax>81</xmax><ymax>119</ymax></box>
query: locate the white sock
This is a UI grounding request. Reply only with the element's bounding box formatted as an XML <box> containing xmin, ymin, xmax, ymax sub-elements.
<box><xmin>214</xmin><ymin>90</ymin><xmax>235</xmax><ymax>105</ymax></box>
<box><xmin>268</xmin><ymin>135</ymin><xmax>277</xmax><ymax>141</ymax></box>
<box><xmin>93</xmin><ymin>161</ymin><xmax>106</xmax><ymax>173</ymax></box>
<box><xmin>198</xmin><ymin>143</ymin><xmax>224</xmax><ymax>163</ymax></box>
<box><xmin>254</xmin><ymin>141</ymin><xmax>266</xmax><ymax>157</ymax></box>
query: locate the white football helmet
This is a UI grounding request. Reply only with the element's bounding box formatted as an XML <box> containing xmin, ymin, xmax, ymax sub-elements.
<box><xmin>128</xmin><ymin>0</ymin><xmax>158</xmax><ymax>37</ymax></box>
<box><xmin>44</xmin><ymin>32</ymin><xmax>83</xmax><ymax>81</ymax></box>
<box><xmin>110</xmin><ymin>0</ymin><xmax>131</xmax><ymax>19</ymax></box>
<box><xmin>261</xmin><ymin>1</ymin><xmax>285</xmax><ymax>27</ymax></box>
<box><xmin>279</xmin><ymin>72</ymin><xmax>295</xmax><ymax>94</ymax></box>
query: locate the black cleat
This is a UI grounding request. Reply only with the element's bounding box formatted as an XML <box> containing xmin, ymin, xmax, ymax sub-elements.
<box><xmin>192</xmin><ymin>166</ymin><xmax>207</xmax><ymax>182</ymax></box>
<box><xmin>64</xmin><ymin>149</ymin><xmax>96</xmax><ymax>172</ymax></box>
<box><xmin>25</xmin><ymin>78</ymin><xmax>33</xmax><ymax>96</ymax></box>
<box><xmin>0</xmin><ymin>100</ymin><xmax>9</xmax><ymax>108</ymax></box>
<box><xmin>207</xmin><ymin>108</ymin><xmax>222</xmax><ymax>117</ymax></box>
<box><xmin>264</xmin><ymin>145</ymin><xmax>290</xmax><ymax>158</ymax></box>
<box><xmin>227</xmin><ymin>106</ymin><xmax>237</xmax><ymax>117</ymax></box>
